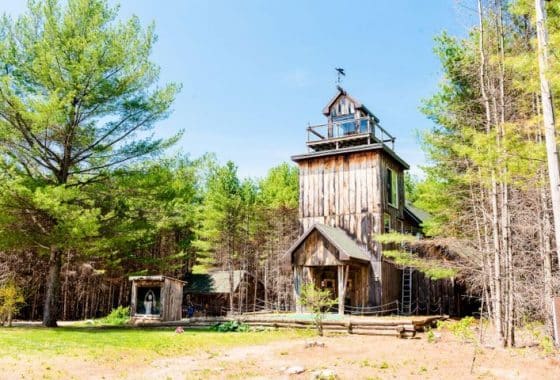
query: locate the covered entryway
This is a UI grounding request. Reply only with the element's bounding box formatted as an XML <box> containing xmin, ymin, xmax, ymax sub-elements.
<box><xmin>286</xmin><ymin>224</ymin><xmax>371</xmax><ymax>315</ymax></box>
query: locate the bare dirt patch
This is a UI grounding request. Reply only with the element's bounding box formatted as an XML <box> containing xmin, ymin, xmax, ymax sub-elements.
<box><xmin>134</xmin><ymin>331</ymin><xmax>560</xmax><ymax>379</ymax></box>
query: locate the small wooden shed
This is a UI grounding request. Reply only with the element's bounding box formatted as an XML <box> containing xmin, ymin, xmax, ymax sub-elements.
<box><xmin>129</xmin><ymin>275</ymin><xmax>185</xmax><ymax>321</ymax></box>
<box><xmin>184</xmin><ymin>270</ymin><xmax>265</xmax><ymax>316</ymax></box>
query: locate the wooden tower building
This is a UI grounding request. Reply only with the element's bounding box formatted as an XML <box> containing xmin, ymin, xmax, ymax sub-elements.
<box><xmin>286</xmin><ymin>86</ymin><xmax>431</xmax><ymax>315</ymax></box>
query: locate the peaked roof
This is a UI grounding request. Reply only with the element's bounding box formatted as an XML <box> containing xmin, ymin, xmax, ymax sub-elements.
<box><xmin>185</xmin><ymin>270</ymin><xmax>249</xmax><ymax>294</ymax></box>
<box><xmin>286</xmin><ymin>223</ymin><xmax>370</xmax><ymax>263</ymax></box>
<box><xmin>322</xmin><ymin>86</ymin><xmax>380</xmax><ymax>122</ymax></box>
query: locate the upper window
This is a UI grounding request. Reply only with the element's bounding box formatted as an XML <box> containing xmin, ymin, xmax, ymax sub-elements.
<box><xmin>387</xmin><ymin>168</ymin><xmax>399</xmax><ymax>208</ymax></box>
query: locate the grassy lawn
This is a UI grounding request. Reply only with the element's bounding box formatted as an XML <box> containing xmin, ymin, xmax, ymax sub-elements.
<box><xmin>0</xmin><ymin>326</ymin><xmax>311</xmax><ymax>364</ymax></box>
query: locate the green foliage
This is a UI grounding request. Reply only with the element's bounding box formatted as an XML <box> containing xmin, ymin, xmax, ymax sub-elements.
<box><xmin>382</xmin><ymin>249</ymin><xmax>457</xmax><ymax>280</ymax></box>
<box><xmin>437</xmin><ymin>317</ymin><xmax>476</xmax><ymax>342</ymax></box>
<box><xmin>0</xmin><ymin>0</ymin><xmax>180</xmax><ymax>324</ymax></box>
<box><xmin>416</xmin><ymin>3</ymin><xmax>555</xmax><ymax>238</ymax></box>
<box><xmin>0</xmin><ymin>280</ymin><xmax>25</xmax><ymax>327</ymax></box>
<box><xmin>374</xmin><ymin>232</ymin><xmax>418</xmax><ymax>244</ymax></box>
<box><xmin>94</xmin><ymin>156</ymin><xmax>200</xmax><ymax>275</ymax></box>
<box><xmin>426</xmin><ymin>328</ymin><xmax>436</xmax><ymax>343</ymax></box>
<box><xmin>525</xmin><ymin>321</ymin><xmax>556</xmax><ymax>355</ymax></box>
<box><xmin>193</xmin><ymin>161</ymin><xmax>246</xmax><ymax>270</ymax></box>
<box><xmin>299</xmin><ymin>283</ymin><xmax>338</xmax><ymax>336</ymax></box>
<box><xmin>404</xmin><ymin>173</ymin><xmax>419</xmax><ymax>204</ymax></box>
<box><xmin>211</xmin><ymin>320</ymin><xmax>250</xmax><ymax>332</ymax></box>
<box><xmin>258</xmin><ymin>163</ymin><xmax>299</xmax><ymax>209</ymax></box>
<box><xmin>0</xmin><ymin>0</ymin><xmax>180</xmax><ymax>186</ymax></box>
<box><xmin>98</xmin><ymin>306</ymin><xmax>130</xmax><ymax>326</ymax></box>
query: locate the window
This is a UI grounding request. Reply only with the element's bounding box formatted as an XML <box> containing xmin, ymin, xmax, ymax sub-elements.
<box><xmin>334</xmin><ymin>114</ymin><xmax>355</xmax><ymax>135</ymax></box>
<box><xmin>384</xmin><ymin>213</ymin><xmax>391</xmax><ymax>233</ymax></box>
<box><xmin>387</xmin><ymin>168</ymin><xmax>399</xmax><ymax>208</ymax></box>
<box><xmin>359</xmin><ymin>118</ymin><xmax>369</xmax><ymax>133</ymax></box>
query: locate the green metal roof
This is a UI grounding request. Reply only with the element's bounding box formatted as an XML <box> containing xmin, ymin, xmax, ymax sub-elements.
<box><xmin>404</xmin><ymin>202</ymin><xmax>432</xmax><ymax>224</ymax></box>
<box><xmin>185</xmin><ymin>270</ymin><xmax>245</xmax><ymax>294</ymax></box>
<box><xmin>286</xmin><ymin>223</ymin><xmax>371</xmax><ymax>263</ymax></box>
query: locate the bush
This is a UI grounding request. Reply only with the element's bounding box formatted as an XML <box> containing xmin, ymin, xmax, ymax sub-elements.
<box><xmin>99</xmin><ymin>306</ymin><xmax>130</xmax><ymax>326</ymax></box>
<box><xmin>526</xmin><ymin>321</ymin><xmax>556</xmax><ymax>355</ymax></box>
<box><xmin>0</xmin><ymin>280</ymin><xmax>25</xmax><ymax>327</ymax></box>
<box><xmin>437</xmin><ymin>316</ymin><xmax>476</xmax><ymax>342</ymax></box>
<box><xmin>211</xmin><ymin>320</ymin><xmax>250</xmax><ymax>332</ymax></box>
<box><xmin>299</xmin><ymin>283</ymin><xmax>338</xmax><ymax>336</ymax></box>
<box><xmin>426</xmin><ymin>328</ymin><xmax>436</xmax><ymax>343</ymax></box>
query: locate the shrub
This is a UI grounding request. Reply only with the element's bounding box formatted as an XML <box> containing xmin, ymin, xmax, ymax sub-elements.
<box><xmin>437</xmin><ymin>316</ymin><xmax>476</xmax><ymax>342</ymax></box>
<box><xmin>299</xmin><ymin>283</ymin><xmax>338</xmax><ymax>336</ymax></box>
<box><xmin>526</xmin><ymin>321</ymin><xmax>556</xmax><ymax>355</ymax></box>
<box><xmin>211</xmin><ymin>320</ymin><xmax>250</xmax><ymax>332</ymax></box>
<box><xmin>426</xmin><ymin>328</ymin><xmax>436</xmax><ymax>343</ymax></box>
<box><xmin>0</xmin><ymin>280</ymin><xmax>25</xmax><ymax>327</ymax></box>
<box><xmin>100</xmin><ymin>306</ymin><xmax>130</xmax><ymax>326</ymax></box>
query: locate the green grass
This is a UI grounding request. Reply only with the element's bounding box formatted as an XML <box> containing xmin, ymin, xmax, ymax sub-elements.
<box><xmin>0</xmin><ymin>326</ymin><xmax>311</xmax><ymax>363</ymax></box>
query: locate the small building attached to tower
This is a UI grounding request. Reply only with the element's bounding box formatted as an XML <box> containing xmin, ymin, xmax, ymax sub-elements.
<box><xmin>286</xmin><ymin>86</ymin><xmax>460</xmax><ymax>315</ymax></box>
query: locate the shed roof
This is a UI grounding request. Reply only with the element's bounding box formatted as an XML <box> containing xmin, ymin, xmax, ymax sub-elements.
<box><xmin>286</xmin><ymin>223</ymin><xmax>371</xmax><ymax>263</ymax></box>
<box><xmin>185</xmin><ymin>270</ymin><xmax>248</xmax><ymax>294</ymax></box>
<box><xmin>404</xmin><ymin>202</ymin><xmax>432</xmax><ymax>225</ymax></box>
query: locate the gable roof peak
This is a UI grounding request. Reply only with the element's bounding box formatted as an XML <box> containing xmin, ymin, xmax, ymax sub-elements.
<box><xmin>322</xmin><ymin>86</ymin><xmax>379</xmax><ymax>122</ymax></box>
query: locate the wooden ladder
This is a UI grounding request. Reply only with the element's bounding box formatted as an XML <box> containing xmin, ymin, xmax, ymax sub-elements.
<box><xmin>401</xmin><ymin>267</ymin><xmax>413</xmax><ymax>315</ymax></box>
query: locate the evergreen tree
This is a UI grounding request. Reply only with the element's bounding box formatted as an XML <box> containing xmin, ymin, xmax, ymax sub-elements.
<box><xmin>0</xmin><ymin>0</ymin><xmax>179</xmax><ymax>326</ymax></box>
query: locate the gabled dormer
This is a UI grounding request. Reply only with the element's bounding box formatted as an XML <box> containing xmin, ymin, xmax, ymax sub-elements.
<box><xmin>322</xmin><ymin>85</ymin><xmax>380</xmax><ymax>123</ymax></box>
<box><xmin>307</xmin><ymin>86</ymin><xmax>394</xmax><ymax>152</ymax></box>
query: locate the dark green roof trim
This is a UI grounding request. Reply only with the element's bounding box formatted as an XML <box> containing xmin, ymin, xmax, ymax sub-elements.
<box><xmin>404</xmin><ymin>202</ymin><xmax>432</xmax><ymax>224</ymax></box>
<box><xmin>291</xmin><ymin>143</ymin><xmax>410</xmax><ymax>170</ymax></box>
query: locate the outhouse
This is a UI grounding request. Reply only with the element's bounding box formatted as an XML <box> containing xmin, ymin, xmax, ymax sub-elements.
<box><xmin>129</xmin><ymin>275</ymin><xmax>185</xmax><ymax>321</ymax></box>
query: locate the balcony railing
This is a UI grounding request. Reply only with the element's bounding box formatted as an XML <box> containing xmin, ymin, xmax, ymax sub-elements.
<box><xmin>306</xmin><ymin>116</ymin><xmax>395</xmax><ymax>151</ymax></box>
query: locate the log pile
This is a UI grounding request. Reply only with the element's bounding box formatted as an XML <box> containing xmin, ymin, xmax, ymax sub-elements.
<box><xmin>133</xmin><ymin>315</ymin><xmax>447</xmax><ymax>338</ymax></box>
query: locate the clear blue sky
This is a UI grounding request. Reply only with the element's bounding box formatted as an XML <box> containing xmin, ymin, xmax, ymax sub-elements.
<box><xmin>3</xmin><ymin>1</ymin><xmax>473</xmax><ymax>178</ymax></box>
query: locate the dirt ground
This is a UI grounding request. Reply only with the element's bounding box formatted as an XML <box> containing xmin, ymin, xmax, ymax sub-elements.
<box><xmin>2</xmin><ymin>329</ymin><xmax>559</xmax><ymax>379</ymax></box>
<box><xmin>139</xmin><ymin>332</ymin><xmax>560</xmax><ymax>380</ymax></box>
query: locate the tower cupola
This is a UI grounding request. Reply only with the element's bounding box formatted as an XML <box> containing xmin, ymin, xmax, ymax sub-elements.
<box><xmin>307</xmin><ymin>86</ymin><xmax>395</xmax><ymax>152</ymax></box>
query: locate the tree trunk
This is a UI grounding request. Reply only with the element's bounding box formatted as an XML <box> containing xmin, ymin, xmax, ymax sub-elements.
<box><xmin>43</xmin><ymin>247</ymin><xmax>62</xmax><ymax>327</ymax></box>
<box><xmin>540</xmin><ymin>168</ymin><xmax>554</xmax><ymax>332</ymax></box>
<box><xmin>535</xmin><ymin>0</ymin><xmax>560</xmax><ymax>268</ymax></box>
<box><xmin>228</xmin><ymin>248</ymin><xmax>234</xmax><ymax>314</ymax></box>
<box><xmin>478</xmin><ymin>0</ymin><xmax>505</xmax><ymax>345</ymax></box>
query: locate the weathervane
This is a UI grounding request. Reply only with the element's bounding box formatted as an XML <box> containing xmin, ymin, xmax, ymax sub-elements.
<box><xmin>335</xmin><ymin>67</ymin><xmax>345</xmax><ymax>84</ymax></box>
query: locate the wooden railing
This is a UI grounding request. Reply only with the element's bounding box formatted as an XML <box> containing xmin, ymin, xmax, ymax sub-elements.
<box><xmin>306</xmin><ymin>116</ymin><xmax>396</xmax><ymax>150</ymax></box>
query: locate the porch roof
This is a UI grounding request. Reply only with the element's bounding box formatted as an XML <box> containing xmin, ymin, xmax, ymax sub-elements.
<box><xmin>286</xmin><ymin>223</ymin><xmax>371</xmax><ymax>264</ymax></box>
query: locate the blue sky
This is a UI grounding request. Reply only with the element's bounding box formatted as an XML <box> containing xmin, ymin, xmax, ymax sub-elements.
<box><xmin>3</xmin><ymin>1</ymin><xmax>473</xmax><ymax>178</ymax></box>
